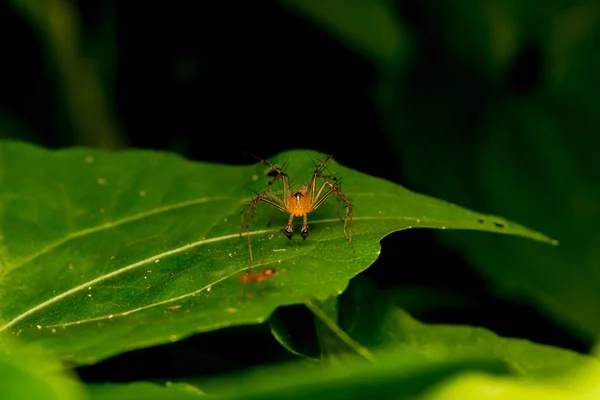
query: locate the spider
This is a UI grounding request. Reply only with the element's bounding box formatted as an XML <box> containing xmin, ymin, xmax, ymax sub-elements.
<box><xmin>239</xmin><ymin>154</ymin><xmax>353</xmax><ymax>264</ymax></box>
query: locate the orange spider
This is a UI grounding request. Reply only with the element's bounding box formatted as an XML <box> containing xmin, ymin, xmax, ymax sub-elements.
<box><xmin>240</xmin><ymin>154</ymin><xmax>353</xmax><ymax>263</ymax></box>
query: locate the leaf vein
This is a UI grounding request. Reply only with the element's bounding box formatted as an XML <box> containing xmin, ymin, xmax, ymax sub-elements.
<box><xmin>1</xmin><ymin>216</ymin><xmax>425</xmax><ymax>332</ymax></box>
<box><xmin>3</xmin><ymin>195</ymin><xmax>229</xmax><ymax>273</ymax></box>
<box><xmin>0</xmin><ymin>227</ymin><xmax>273</xmax><ymax>331</ymax></box>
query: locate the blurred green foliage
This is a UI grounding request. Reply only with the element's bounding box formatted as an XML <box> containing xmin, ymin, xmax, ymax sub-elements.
<box><xmin>281</xmin><ymin>0</ymin><xmax>600</xmax><ymax>338</ymax></box>
<box><xmin>9</xmin><ymin>0</ymin><xmax>123</xmax><ymax>148</ymax></box>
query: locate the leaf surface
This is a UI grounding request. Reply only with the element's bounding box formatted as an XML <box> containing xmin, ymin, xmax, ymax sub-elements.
<box><xmin>253</xmin><ymin>278</ymin><xmax>598</xmax><ymax>399</ymax></box>
<box><xmin>277</xmin><ymin>0</ymin><xmax>411</xmax><ymax>68</ymax></box>
<box><xmin>0</xmin><ymin>141</ymin><xmax>554</xmax><ymax>364</ymax></box>
<box><xmin>0</xmin><ymin>334</ymin><xmax>86</xmax><ymax>400</ymax></box>
<box><xmin>337</xmin><ymin>277</ymin><xmax>592</xmax><ymax>379</ymax></box>
<box><xmin>88</xmin><ymin>382</ymin><xmax>206</xmax><ymax>400</ymax></box>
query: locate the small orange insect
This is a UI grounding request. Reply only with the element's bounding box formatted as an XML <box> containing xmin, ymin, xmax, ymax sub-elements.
<box><xmin>167</xmin><ymin>305</ymin><xmax>182</xmax><ymax>311</ymax></box>
<box><xmin>238</xmin><ymin>267</ymin><xmax>278</xmax><ymax>297</ymax></box>
<box><xmin>240</xmin><ymin>154</ymin><xmax>353</xmax><ymax>264</ymax></box>
<box><xmin>240</xmin><ymin>267</ymin><xmax>277</xmax><ymax>284</ymax></box>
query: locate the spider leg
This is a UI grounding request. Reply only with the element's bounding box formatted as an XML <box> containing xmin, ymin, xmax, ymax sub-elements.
<box><xmin>265</xmin><ymin>181</ymin><xmax>277</xmax><ymax>227</ymax></box>
<box><xmin>301</xmin><ymin>213</ymin><xmax>309</xmax><ymax>239</ymax></box>
<box><xmin>239</xmin><ymin>191</ymin><xmax>287</xmax><ymax>264</ymax></box>
<box><xmin>311</xmin><ymin>181</ymin><xmax>354</xmax><ymax>249</ymax></box>
<box><xmin>310</xmin><ymin>154</ymin><xmax>334</xmax><ymax>199</ymax></box>
<box><xmin>285</xmin><ymin>213</ymin><xmax>294</xmax><ymax>239</ymax></box>
<box><xmin>246</xmin><ymin>153</ymin><xmax>291</xmax><ymax>201</ymax></box>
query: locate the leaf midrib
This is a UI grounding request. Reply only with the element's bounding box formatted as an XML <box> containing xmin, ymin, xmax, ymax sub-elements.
<box><xmin>1</xmin><ymin>195</ymin><xmax>230</xmax><ymax>275</ymax></box>
<box><xmin>0</xmin><ymin>184</ymin><xmax>442</xmax><ymax>332</ymax></box>
<box><xmin>0</xmin><ymin>227</ymin><xmax>271</xmax><ymax>331</ymax></box>
<box><xmin>0</xmin><ymin>214</ymin><xmax>423</xmax><ymax>332</ymax></box>
<box><xmin>0</xmin><ymin>190</ymin><xmax>389</xmax><ymax>275</ymax></box>
<box><xmin>43</xmin><ymin>262</ymin><xmax>254</xmax><ymax>330</ymax></box>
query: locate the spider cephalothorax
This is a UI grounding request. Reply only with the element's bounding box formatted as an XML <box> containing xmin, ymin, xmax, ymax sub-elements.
<box><xmin>240</xmin><ymin>154</ymin><xmax>353</xmax><ymax>264</ymax></box>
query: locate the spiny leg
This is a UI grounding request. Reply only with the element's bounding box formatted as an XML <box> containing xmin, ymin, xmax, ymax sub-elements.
<box><xmin>248</xmin><ymin>154</ymin><xmax>291</xmax><ymax>201</ymax></box>
<box><xmin>285</xmin><ymin>213</ymin><xmax>294</xmax><ymax>239</ymax></box>
<box><xmin>258</xmin><ymin>157</ymin><xmax>294</xmax><ymax>220</ymax></box>
<box><xmin>239</xmin><ymin>196</ymin><xmax>261</xmax><ymax>264</ymax></box>
<box><xmin>311</xmin><ymin>180</ymin><xmax>354</xmax><ymax>248</ymax></box>
<box><xmin>301</xmin><ymin>213</ymin><xmax>309</xmax><ymax>239</ymax></box>
<box><xmin>265</xmin><ymin>181</ymin><xmax>277</xmax><ymax>227</ymax></box>
<box><xmin>310</xmin><ymin>154</ymin><xmax>335</xmax><ymax>199</ymax></box>
<box><xmin>239</xmin><ymin>191</ymin><xmax>287</xmax><ymax>264</ymax></box>
<box><xmin>261</xmin><ymin>165</ymin><xmax>287</xmax><ymax>229</ymax></box>
<box><xmin>238</xmin><ymin>155</ymin><xmax>292</xmax><ymax>263</ymax></box>
<box><xmin>238</xmin><ymin>156</ymin><xmax>288</xmax><ymax>245</ymax></box>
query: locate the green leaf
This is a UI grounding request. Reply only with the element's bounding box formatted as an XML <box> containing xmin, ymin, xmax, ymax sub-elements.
<box><xmin>88</xmin><ymin>382</ymin><xmax>206</xmax><ymax>400</ymax></box>
<box><xmin>198</xmin><ymin>347</ymin><xmax>511</xmax><ymax>399</ymax></box>
<box><xmin>269</xmin><ymin>306</ymin><xmax>320</xmax><ymax>359</ymax></box>
<box><xmin>421</xmin><ymin>0</ymin><xmax>534</xmax><ymax>79</ymax></box>
<box><xmin>305</xmin><ymin>296</ymin><xmax>376</xmax><ymax>364</ymax></box>
<box><xmin>10</xmin><ymin>0</ymin><xmax>123</xmax><ymax>149</ymax></box>
<box><xmin>337</xmin><ymin>277</ymin><xmax>594</xmax><ymax>379</ymax></box>
<box><xmin>0</xmin><ymin>334</ymin><xmax>87</xmax><ymax>400</ymax></box>
<box><xmin>424</xmin><ymin>345</ymin><xmax>600</xmax><ymax>400</ymax></box>
<box><xmin>0</xmin><ymin>141</ymin><xmax>554</xmax><ymax>365</ymax></box>
<box><xmin>377</xmin><ymin>3</ymin><xmax>600</xmax><ymax>339</ymax></box>
<box><xmin>465</xmin><ymin>102</ymin><xmax>600</xmax><ymax>337</ymax></box>
<box><xmin>197</xmin><ymin>278</ymin><xmax>598</xmax><ymax>399</ymax></box>
<box><xmin>383</xmin><ymin>90</ymin><xmax>600</xmax><ymax>338</ymax></box>
<box><xmin>277</xmin><ymin>0</ymin><xmax>411</xmax><ymax>69</ymax></box>
<box><xmin>423</xmin><ymin>372</ymin><xmax>585</xmax><ymax>400</ymax></box>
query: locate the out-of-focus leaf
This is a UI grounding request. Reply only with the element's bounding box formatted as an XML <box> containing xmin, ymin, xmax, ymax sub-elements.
<box><xmin>0</xmin><ymin>141</ymin><xmax>554</xmax><ymax>365</ymax></box>
<box><xmin>420</xmin><ymin>0</ymin><xmax>534</xmax><ymax>78</ymax></box>
<box><xmin>423</xmin><ymin>345</ymin><xmax>600</xmax><ymax>399</ymax></box>
<box><xmin>268</xmin><ymin>277</ymin><xmax>595</xmax><ymax>382</ymax></box>
<box><xmin>9</xmin><ymin>0</ymin><xmax>123</xmax><ymax>149</ymax></box>
<box><xmin>338</xmin><ymin>277</ymin><xmax>595</xmax><ymax>379</ymax></box>
<box><xmin>198</xmin><ymin>347</ymin><xmax>510</xmax><ymax>399</ymax></box>
<box><xmin>464</xmin><ymin>101</ymin><xmax>600</xmax><ymax>337</ymax></box>
<box><xmin>305</xmin><ymin>296</ymin><xmax>376</xmax><ymax>364</ymax></box>
<box><xmin>378</xmin><ymin>1</ymin><xmax>600</xmax><ymax>338</ymax></box>
<box><xmin>277</xmin><ymin>0</ymin><xmax>411</xmax><ymax>69</ymax></box>
<box><xmin>384</xmin><ymin>92</ymin><xmax>600</xmax><ymax>338</ymax></box>
<box><xmin>423</xmin><ymin>373</ymin><xmax>577</xmax><ymax>400</ymax></box>
<box><xmin>0</xmin><ymin>335</ymin><xmax>86</xmax><ymax>400</ymax></box>
<box><xmin>88</xmin><ymin>382</ymin><xmax>206</xmax><ymax>400</ymax></box>
<box><xmin>269</xmin><ymin>306</ymin><xmax>320</xmax><ymax>360</ymax></box>
<box><xmin>544</xmin><ymin>0</ymin><xmax>600</xmax><ymax>98</ymax></box>
<box><xmin>0</xmin><ymin>112</ymin><xmax>36</xmax><ymax>142</ymax></box>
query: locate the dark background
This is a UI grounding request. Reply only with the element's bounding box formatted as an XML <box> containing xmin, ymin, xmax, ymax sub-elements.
<box><xmin>2</xmin><ymin>0</ymin><xmax>598</xmax><ymax>384</ymax></box>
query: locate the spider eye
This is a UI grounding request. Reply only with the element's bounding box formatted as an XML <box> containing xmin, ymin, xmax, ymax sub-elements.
<box><xmin>294</xmin><ymin>193</ymin><xmax>303</xmax><ymax>200</ymax></box>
